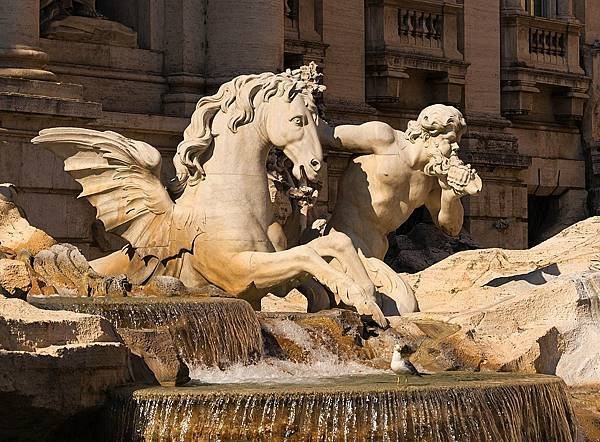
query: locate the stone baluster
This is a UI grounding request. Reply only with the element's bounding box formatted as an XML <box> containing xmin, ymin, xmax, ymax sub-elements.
<box><xmin>0</xmin><ymin>0</ymin><xmax>56</xmax><ymax>81</ymax></box>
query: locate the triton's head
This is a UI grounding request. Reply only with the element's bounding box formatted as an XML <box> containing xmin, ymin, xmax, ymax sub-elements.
<box><xmin>406</xmin><ymin>104</ymin><xmax>466</xmax><ymax>158</ymax></box>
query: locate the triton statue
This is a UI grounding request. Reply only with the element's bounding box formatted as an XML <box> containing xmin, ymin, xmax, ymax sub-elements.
<box><xmin>317</xmin><ymin>104</ymin><xmax>482</xmax><ymax>315</ymax></box>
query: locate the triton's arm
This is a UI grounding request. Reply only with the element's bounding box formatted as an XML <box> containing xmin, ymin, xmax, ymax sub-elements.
<box><xmin>424</xmin><ymin>184</ymin><xmax>464</xmax><ymax>237</ymax></box>
<box><xmin>317</xmin><ymin>119</ymin><xmax>398</xmax><ymax>155</ymax></box>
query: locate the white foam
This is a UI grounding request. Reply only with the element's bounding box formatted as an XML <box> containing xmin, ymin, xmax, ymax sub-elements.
<box><xmin>189</xmin><ymin>358</ymin><xmax>383</xmax><ymax>385</ymax></box>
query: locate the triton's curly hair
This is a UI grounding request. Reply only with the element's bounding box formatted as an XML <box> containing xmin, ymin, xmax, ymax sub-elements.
<box><xmin>405</xmin><ymin>104</ymin><xmax>466</xmax><ymax>144</ymax></box>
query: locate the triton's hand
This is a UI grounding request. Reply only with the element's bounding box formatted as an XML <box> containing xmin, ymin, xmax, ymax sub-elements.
<box><xmin>443</xmin><ymin>155</ymin><xmax>482</xmax><ymax>196</ymax></box>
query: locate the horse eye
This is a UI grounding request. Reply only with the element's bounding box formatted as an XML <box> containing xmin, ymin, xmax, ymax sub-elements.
<box><xmin>291</xmin><ymin>116</ymin><xmax>303</xmax><ymax>127</ymax></box>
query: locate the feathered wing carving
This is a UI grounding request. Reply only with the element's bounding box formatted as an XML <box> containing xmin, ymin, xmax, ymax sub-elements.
<box><xmin>32</xmin><ymin>128</ymin><xmax>201</xmax><ymax>264</ymax></box>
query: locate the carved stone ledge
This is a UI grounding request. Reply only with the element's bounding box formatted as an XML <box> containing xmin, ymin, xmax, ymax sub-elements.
<box><xmin>501</xmin><ymin>66</ymin><xmax>590</xmax><ymax>120</ymax></box>
<box><xmin>0</xmin><ymin>77</ymin><xmax>101</xmax><ymax>119</ymax></box>
<box><xmin>366</xmin><ymin>49</ymin><xmax>468</xmax><ymax>108</ymax></box>
<box><xmin>42</xmin><ymin>16</ymin><xmax>138</xmax><ymax>48</ymax></box>
<box><xmin>284</xmin><ymin>39</ymin><xmax>328</xmax><ymax>67</ymax></box>
<box><xmin>460</xmin><ymin>150</ymin><xmax>531</xmax><ymax>170</ymax></box>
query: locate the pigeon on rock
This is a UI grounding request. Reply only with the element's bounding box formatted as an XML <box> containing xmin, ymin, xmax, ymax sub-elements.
<box><xmin>391</xmin><ymin>344</ymin><xmax>423</xmax><ymax>383</ymax></box>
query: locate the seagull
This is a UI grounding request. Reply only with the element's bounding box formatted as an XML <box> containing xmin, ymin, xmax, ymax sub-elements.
<box><xmin>391</xmin><ymin>344</ymin><xmax>423</xmax><ymax>383</ymax></box>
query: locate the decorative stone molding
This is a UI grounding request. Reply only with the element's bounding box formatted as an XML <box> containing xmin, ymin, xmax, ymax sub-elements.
<box><xmin>500</xmin><ymin>9</ymin><xmax>590</xmax><ymax>121</ymax></box>
<box><xmin>365</xmin><ymin>0</ymin><xmax>467</xmax><ymax>108</ymax></box>
<box><xmin>284</xmin><ymin>0</ymin><xmax>327</xmax><ymax>69</ymax></box>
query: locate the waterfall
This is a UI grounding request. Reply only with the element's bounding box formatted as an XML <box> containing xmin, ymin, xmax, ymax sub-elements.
<box><xmin>107</xmin><ymin>373</ymin><xmax>577</xmax><ymax>441</ymax></box>
<box><xmin>29</xmin><ymin>296</ymin><xmax>263</xmax><ymax>368</ymax></box>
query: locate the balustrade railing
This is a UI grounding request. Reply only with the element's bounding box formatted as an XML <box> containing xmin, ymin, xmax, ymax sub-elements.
<box><xmin>529</xmin><ymin>26</ymin><xmax>566</xmax><ymax>65</ymax></box>
<box><xmin>398</xmin><ymin>8</ymin><xmax>443</xmax><ymax>49</ymax></box>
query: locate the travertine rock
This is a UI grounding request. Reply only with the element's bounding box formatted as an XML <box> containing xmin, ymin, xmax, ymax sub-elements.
<box><xmin>261</xmin><ymin>289</ymin><xmax>308</xmax><ymax>313</ymax></box>
<box><xmin>33</xmin><ymin>243</ymin><xmax>130</xmax><ymax>297</ymax></box>
<box><xmin>0</xmin><ymin>298</ymin><xmax>118</xmax><ymax>351</ymax></box>
<box><xmin>0</xmin><ymin>343</ymin><xmax>133</xmax><ymax>439</ymax></box>
<box><xmin>0</xmin><ymin>259</ymin><xmax>32</xmax><ymax>299</ymax></box>
<box><xmin>0</xmin><ymin>183</ymin><xmax>55</xmax><ymax>255</ymax></box>
<box><xmin>117</xmin><ymin>328</ymin><xmax>190</xmax><ymax>386</ymax></box>
<box><xmin>0</xmin><ymin>298</ymin><xmax>141</xmax><ymax>439</ymax></box>
<box><xmin>385</xmin><ymin>223</ymin><xmax>480</xmax><ymax>273</ymax></box>
<box><xmin>405</xmin><ymin>217</ymin><xmax>600</xmax><ymax>385</ymax></box>
<box><xmin>134</xmin><ymin>275</ymin><xmax>228</xmax><ymax>298</ymax></box>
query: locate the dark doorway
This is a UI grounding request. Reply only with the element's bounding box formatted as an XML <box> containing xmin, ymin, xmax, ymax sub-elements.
<box><xmin>528</xmin><ymin>195</ymin><xmax>559</xmax><ymax>247</ymax></box>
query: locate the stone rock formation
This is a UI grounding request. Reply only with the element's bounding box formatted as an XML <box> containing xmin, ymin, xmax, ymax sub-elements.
<box><xmin>0</xmin><ymin>183</ymin><xmax>55</xmax><ymax>256</ymax></box>
<box><xmin>0</xmin><ymin>298</ymin><xmax>140</xmax><ymax>439</ymax></box>
<box><xmin>405</xmin><ymin>216</ymin><xmax>600</xmax><ymax>385</ymax></box>
<box><xmin>385</xmin><ymin>222</ymin><xmax>480</xmax><ymax>273</ymax></box>
<box><xmin>29</xmin><ymin>296</ymin><xmax>264</xmax><ymax>386</ymax></box>
<box><xmin>33</xmin><ymin>243</ymin><xmax>130</xmax><ymax>297</ymax></box>
<box><xmin>0</xmin><ymin>258</ymin><xmax>32</xmax><ymax>299</ymax></box>
<box><xmin>263</xmin><ymin>217</ymin><xmax>600</xmax><ymax>386</ymax></box>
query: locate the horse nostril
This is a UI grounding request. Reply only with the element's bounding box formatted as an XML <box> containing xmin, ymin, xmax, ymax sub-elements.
<box><xmin>310</xmin><ymin>159</ymin><xmax>321</xmax><ymax>171</ymax></box>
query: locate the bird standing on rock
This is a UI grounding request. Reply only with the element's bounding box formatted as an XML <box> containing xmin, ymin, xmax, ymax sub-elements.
<box><xmin>391</xmin><ymin>344</ymin><xmax>423</xmax><ymax>383</ymax></box>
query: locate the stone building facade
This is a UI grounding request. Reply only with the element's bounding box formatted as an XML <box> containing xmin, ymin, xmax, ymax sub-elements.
<box><xmin>0</xmin><ymin>0</ymin><xmax>598</xmax><ymax>256</ymax></box>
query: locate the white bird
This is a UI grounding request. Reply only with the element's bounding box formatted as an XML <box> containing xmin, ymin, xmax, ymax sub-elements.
<box><xmin>391</xmin><ymin>344</ymin><xmax>423</xmax><ymax>383</ymax></box>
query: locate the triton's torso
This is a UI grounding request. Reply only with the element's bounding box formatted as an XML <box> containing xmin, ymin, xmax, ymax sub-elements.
<box><xmin>328</xmin><ymin>151</ymin><xmax>436</xmax><ymax>258</ymax></box>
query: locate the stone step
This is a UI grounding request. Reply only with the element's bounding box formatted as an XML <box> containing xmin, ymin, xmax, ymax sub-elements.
<box><xmin>0</xmin><ymin>76</ymin><xmax>85</xmax><ymax>101</ymax></box>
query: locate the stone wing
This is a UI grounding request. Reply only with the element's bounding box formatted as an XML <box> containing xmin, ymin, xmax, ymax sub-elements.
<box><xmin>32</xmin><ymin>128</ymin><xmax>198</xmax><ymax>262</ymax></box>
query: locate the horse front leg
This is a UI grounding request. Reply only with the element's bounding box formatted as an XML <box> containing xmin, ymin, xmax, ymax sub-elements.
<box><xmin>358</xmin><ymin>251</ymin><xmax>419</xmax><ymax>315</ymax></box>
<box><xmin>225</xmin><ymin>244</ymin><xmax>387</xmax><ymax>327</ymax></box>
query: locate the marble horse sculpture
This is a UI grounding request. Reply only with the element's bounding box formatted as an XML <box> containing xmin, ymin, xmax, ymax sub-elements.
<box><xmin>32</xmin><ymin>64</ymin><xmax>388</xmax><ymax>327</ymax></box>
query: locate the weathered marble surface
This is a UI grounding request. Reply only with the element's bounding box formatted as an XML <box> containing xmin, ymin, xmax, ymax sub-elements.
<box><xmin>0</xmin><ymin>298</ymin><xmax>139</xmax><ymax>439</ymax></box>
<box><xmin>0</xmin><ymin>183</ymin><xmax>55</xmax><ymax>256</ymax></box>
<box><xmin>32</xmin><ymin>65</ymin><xmax>390</xmax><ymax>327</ymax></box>
<box><xmin>317</xmin><ymin>104</ymin><xmax>482</xmax><ymax>316</ymax></box>
<box><xmin>406</xmin><ymin>216</ymin><xmax>600</xmax><ymax>385</ymax></box>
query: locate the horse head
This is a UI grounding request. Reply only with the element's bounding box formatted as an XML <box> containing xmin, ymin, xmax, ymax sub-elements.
<box><xmin>170</xmin><ymin>65</ymin><xmax>324</xmax><ymax>193</ymax></box>
<box><xmin>261</xmin><ymin>82</ymin><xmax>322</xmax><ymax>182</ymax></box>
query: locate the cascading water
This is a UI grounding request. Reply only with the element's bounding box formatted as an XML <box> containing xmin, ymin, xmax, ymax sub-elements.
<box><xmin>107</xmin><ymin>373</ymin><xmax>577</xmax><ymax>441</ymax></box>
<box><xmin>30</xmin><ymin>299</ymin><xmax>580</xmax><ymax>441</ymax></box>
<box><xmin>29</xmin><ymin>296</ymin><xmax>263</xmax><ymax>368</ymax></box>
<box><xmin>188</xmin><ymin>313</ymin><xmax>380</xmax><ymax>384</ymax></box>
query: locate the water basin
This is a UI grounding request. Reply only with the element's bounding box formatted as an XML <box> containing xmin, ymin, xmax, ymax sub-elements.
<box><xmin>108</xmin><ymin>372</ymin><xmax>577</xmax><ymax>441</ymax></box>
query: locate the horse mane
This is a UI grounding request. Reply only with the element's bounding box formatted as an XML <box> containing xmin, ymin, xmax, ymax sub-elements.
<box><xmin>169</xmin><ymin>71</ymin><xmax>316</xmax><ymax>195</ymax></box>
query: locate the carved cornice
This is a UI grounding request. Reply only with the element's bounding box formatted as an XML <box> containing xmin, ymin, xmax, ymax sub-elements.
<box><xmin>501</xmin><ymin>66</ymin><xmax>590</xmax><ymax>89</ymax></box>
<box><xmin>460</xmin><ymin>150</ymin><xmax>531</xmax><ymax>170</ymax></box>
<box><xmin>366</xmin><ymin>48</ymin><xmax>469</xmax><ymax>74</ymax></box>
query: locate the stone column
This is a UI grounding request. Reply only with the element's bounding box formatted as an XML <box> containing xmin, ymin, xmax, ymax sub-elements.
<box><xmin>557</xmin><ymin>0</ymin><xmax>574</xmax><ymax>19</ymax></box>
<box><xmin>206</xmin><ymin>0</ymin><xmax>284</xmax><ymax>86</ymax></box>
<box><xmin>162</xmin><ymin>0</ymin><xmax>207</xmax><ymax>116</ymax></box>
<box><xmin>0</xmin><ymin>0</ymin><xmax>56</xmax><ymax>81</ymax></box>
